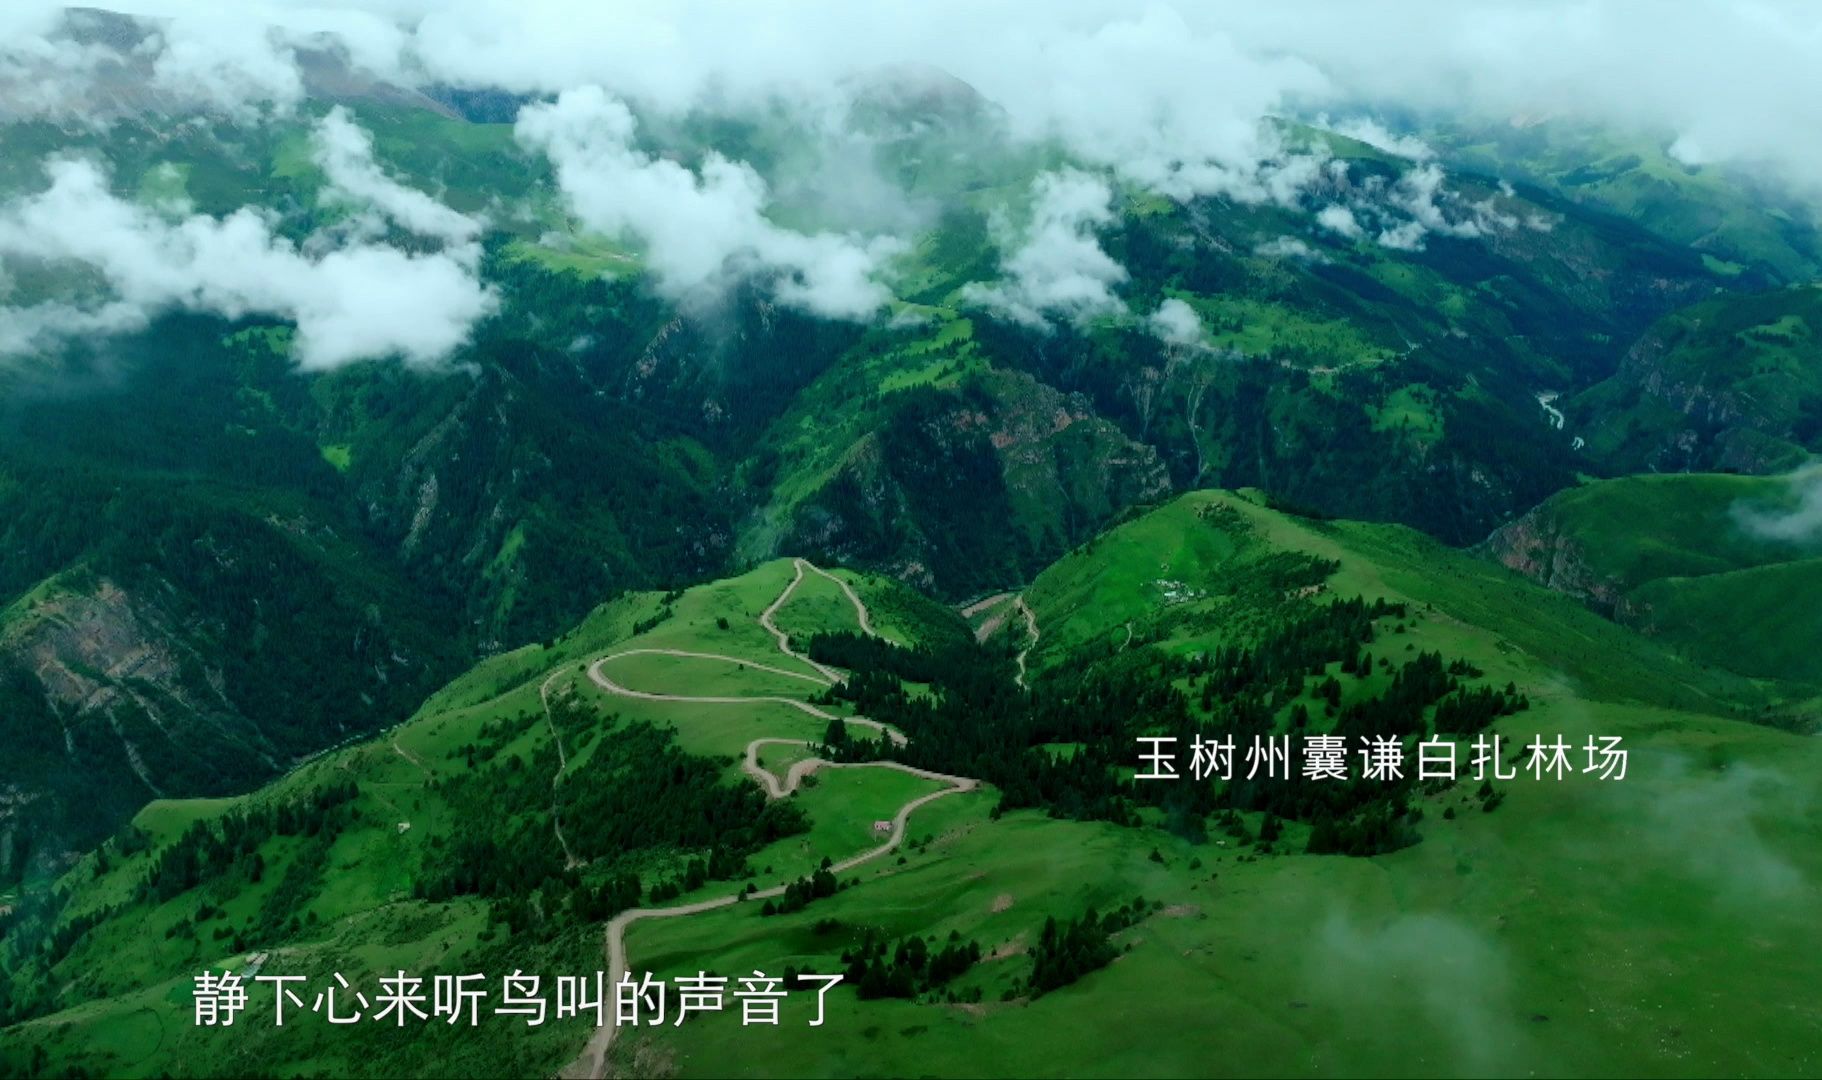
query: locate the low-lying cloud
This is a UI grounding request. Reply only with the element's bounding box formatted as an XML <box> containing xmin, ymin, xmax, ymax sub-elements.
<box><xmin>1254</xmin><ymin>235</ymin><xmax>1326</xmax><ymax>262</ymax></box>
<box><xmin>1315</xmin><ymin>114</ymin><xmax>1436</xmax><ymax>162</ymax></box>
<box><xmin>20</xmin><ymin>1</ymin><xmax>1812</xmax><ymax>196</ymax></box>
<box><xmin>515</xmin><ymin>86</ymin><xmax>900</xmax><ymax>319</ymax></box>
<box><xmin>1307</xmin><ymin>912</ymin><xmax>1522</xmax><ymax>1075</ymax></box>
<box><xmin>2</xmin><ymin>0</ymin><xmax>1819</xmax><ymax>354</ymax></box>
<box><xmin>145</xmin><ymin>13</ymin><xmax>305</xmax><ymax>120</ymax></box>
<box><xmin>1148</xmin><ymin>297</ymin><xmax>1205</xmax><ymax>347</ymax></box>
<box><xmin>1733</xmin><ymin>466</ymin><xmax>1822</xmax><ymax>543</ymax></box>
<box><xmin>1315</xmin><ymin>204</ymin><xmax>1364</xmax><ymax>239</ymax></box>
<box><xmin>1592</xmin><ymin>749</ymin><xmax>1815</xmax><ymax>911</ymax></box>
<box><xmin>315</xmin><ymin>105</ymin><xmax>483</xmax><ymax>245</ymax></box>
<box><xmin>0</xmin><ymin>144</ymin><xmax>495</xmax><ymax>369</ymax></box>
<box><xmin>960</xmin><ymin>170</ymin><xmax>1128</xmax><ymax>330</ymax></box>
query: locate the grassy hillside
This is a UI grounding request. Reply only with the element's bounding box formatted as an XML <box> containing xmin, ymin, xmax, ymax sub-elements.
<box><xmin>7</xmin><ymin>498</ymin><xmax>1819</xmax><ymax>1078</ymax></box>
<box><xmin>2</xmin><ymin>75</ymin><xmax>1784</xmax><ymax>879</ymax></box>
<box><xmin>1430</xmin><ymin>119</ymin><xmax>1822</xmax><ymax>284</ymax></box>
<box><xmin>1484</xmin><ymin>472</ymin><xmax>1822</xmax><ymax>688</ymax></box>
<box><xmin>622</xmin><ymin>494</ymin><xmax>1822</xmax><ymax>1077</ymax></box>
<box><xmin>625</xmin><ymin>701</ymin><xmax>1821</xmax><ymax>1078</ymax></box>
<box><xmin>1021</xmin><ymin>490</ymin><xmax>1784</xmax><ymax>718</ymax></box>
<box><xmin>1571</xmin><ymin>285</ymin><xmax>1822</xmax><ymax>475</ymax></box>
<box><xmin>0</xmin><ymin>557</ymin><xmax>946</xmax><ymax>1075</ymax></box>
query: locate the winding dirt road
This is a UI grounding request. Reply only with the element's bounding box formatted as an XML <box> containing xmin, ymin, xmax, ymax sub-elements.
<box><xmin>586</xmin><ymin>651</ymin><xmax>907</xmax><ymax>747</ymax></box>
<box><xmin>805</xmin><ymin>559</ymin><xmax>878</xmax><ymax>638</ymax></box>
<box><xmin>966</xmin><ymin>593</ymin><xmax>1040</xmax><ymax>686</ymax></box>
<box><xmin>1012</xmin><ymin>596</ymin><xmax>1039</xmax><ymax>689</ymax></box>
<box><xmin>758</xmin><ymin>558</ymin><xmax>872</xmax><ymax>682</ymax></box>
<box><xmin>564</xmin><ymin>559</ymin><xmax>979</xmax><ymax>1079</ymax></box>
<box><xmin>540</xmin><ymin>666</ymin><xmax>582</xmax><ymax>869</ymax></box>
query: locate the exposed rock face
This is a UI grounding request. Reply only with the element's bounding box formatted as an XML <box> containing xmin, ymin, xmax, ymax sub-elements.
<box><xmin>9</xmin><ymin>579</ymin><xmax>238</xmax><ymax>793</ymax></box>
<box><xmin>1</xmin><ymin>8</ymin><xmax>460</xmax><ymax>123</ymax></box>
<box><xmin>1482</xmin><ymin>505</ymin><xmax>1631</xmax><ymax>617</ymax></box>
<box><xmin>787</xmin><ymin>371</ymin><xmax>1169</xmax><ymax>597</ymax></box>
<box><xmin>0</xmin><ymin>576</ymin><xmax>233</xmax><ymax>878</ymax></box>
<box><xmin>1599</xmin><ymin>317</ymin><xmax>1770</xmax><ymax>472</ymax></box>
<box><xmin>1570</xmin><ymin>286</ymin><xmax>1822</xmax><ymax>475</ymax></box>
<box><xmin>0</xmin><ymin>562</ymin><xmax>435</xmax><ymax>879</ymax></box>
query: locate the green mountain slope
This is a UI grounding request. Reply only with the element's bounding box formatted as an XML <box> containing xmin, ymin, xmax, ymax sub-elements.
<box><xmin>6</xmin><ymin>496</ymin><xmax>1817</xmax><ymax>1077</ymax></box>
<box><xmin>1571</xmin><ymin>284</ymin><xmax>1822</xmax><ymax>474</ymax></box>
<box><xmin>0</xmin><ymin>50</ymin><xmax>1806</xmax><ymax>913</ymax></box>
<box><xmin>1483</xmin><ymin>472</ymin><xmax>1822</xmax><ymax>687</ymax></box>
<box><xmin>1023</xmin><ymin>489</ymin><xmax>1790</xmax><ymax>718</ymax></box>
<box><xmin>1430</xmin><ymin>118</ymin><xmax>1822</xmax><ymax>284</ymax></box>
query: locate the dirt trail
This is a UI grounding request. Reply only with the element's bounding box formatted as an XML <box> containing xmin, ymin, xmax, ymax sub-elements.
<box><xmin>800</xmin><ymin>559</ymin><xmax>877</xmax><ymax>638</ymax></box>
<box><xmin>959</xmin><ymin>592</ymin><xmax>1013</xmax><ymax>619</ymax></box>
<box><xmin>390</xmin><ymin>735</ymin><xmax>430</xmax><ymax>777</ymax></box>
<box><xmin>744</xmin><ymin>737</ymin><xmax>975</xmax><ymax>800</ymax></box>
<box><xmin>585</xmin><ymin>654</ymin><xmax>906</xmax><ymax>747</ymax></box>
<box><xmin>539</xmin><ymin>667</ymin><xmax>582</xmax><ymax>869</ymax></box>
<box><xmin>1012</xmin><ymin>596</ymin><xmax>1039</xmax><ymax>689</ymax></box>
<box><xmin>597</xmin><ymin>647</ymin><xmax>827</xmax><ymax>686</ymax></box>
<box><xmin>566</xmin><ymin>559</ymin><xmax>977</xmax><ymax>1080</ymax></box>
<box><xmin>758</xmin><ymin>559</ymin><xmax>847</xmax><ymax>683</ymax></box>
<box><xmin>1536</xmin><ymin>391</ymin><xmax>1565</xmax><ymax>430</ymax></box>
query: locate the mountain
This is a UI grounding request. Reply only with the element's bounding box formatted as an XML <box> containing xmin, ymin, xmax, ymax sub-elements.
<box><xmin>1426</xmin><ymin>117</ymin><xmax>1822</xmax><ymax>285</ymax></box>
<box><xmin>1484</xmin><ymin>471</ymin><xmax>1822</xmax><ymax>689</ymax></box>
<box><xmin>1569</xmin><ymin>284</ymin><xmax>1822</xmax><ymax>474</ymax></box>
<box><xmin>4</xmin><ymin>492</ymin><xmax>1816</xmax><ymax>1077</ymax></box>
<box><xmin>0</xmin><ymin>66</ymin><xmax>1800</xmax><ymax>879</ymax></box>
<box><xmin>3</xmin><ymin>6</ymin><xmax>1822</xmax><ymax>1078</ymax></box>
<box><xmin>2</xmin><ymin>5</ymin><xmax>1821</xmax><ymax>1042</ymax></box>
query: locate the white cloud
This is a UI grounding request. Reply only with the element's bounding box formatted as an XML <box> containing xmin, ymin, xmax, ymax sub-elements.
<box><xmin>960</xmin><ymin>6</ymin><xmax>1329</xmax><ymax>205</ymax></box>
<box><xmin>961</xmin><ymin>169</ymin><xmax>1128</xmax><ymax>329</ymax></box>
<box><xmin>0</xmin><ymin>300</ymin><xmax>150</xmax><ymax>358</ymax></box>
<box><xmin>1148</xmin><ymin>297</ymin><xmax>1203</xmax><ymax>346</ymax></box>
<box><xmin>1375</xmin><ymin>220</ymin><xmax>1429</xmax><ymax>252</ymax></box>
<box><xmin>405</xmin><ymin>1</ymin><xmax>1332</xmax><ymax>203</ymax></box>
<box><xmin>0</xmin><ymin>3</ymin><xmax>413</xmax><ymax>122</ymax></box>
<box><xmin>1255</xmin><ymin>235</ymin><xmax>1325</xmax><ymax>261</ymax></box>
<box><xmin>0</xmin><ymin>10</ymin><xmax>123</xmax><ymax>123</ymax></box>
<box><xmin>6</xmin><ymin>1</ymin><xmax>1822</xmax><ymax>202</ymax></box>
<box><xmin>2</xmin><ymin>0</ymin><xmax>1820</xmax><ymax>349</ymax></box>
<box><xmin>1226</xmin><ymin>1</ymin><xmax>1822</xmax><ymax>197</ymax></box>
<box><xmin>514</xmin><ymin>86</ymin><xmax>900</xmax><ymax>318</ymax></box>
<box><xmin>1389</xmin><ymin>164</ymin><xmax>1484</xmax><ymax>240</ymax></box>
<box><xmin>1316</xmin><ymin>204</ymin><xmax>1363</xmax><ymax>238</ymax></box>
<box><xmin>394</xmin><ymin>0</ymin><xmax>1822</xmax><ymax>202</ymax></box>
<box><xmin>1317</xmin><ymin>114</ymin><xmax>1435</xmax><ymax>161</ymax></box>
<box><xmin>1356</xmin><ymin>162</ymin><xmax>1515</xmax><ymax>252</ymax></box>
<box><xmin>0</xmin><ymin>157</ymin><xmax>495</xmax><ymax>369</ymax></box>
<box><xmin>315</xmin><ymin>105</ymin><xmax>483</xmax><ymax>244</ymax></box>
<box><xmin>1734</xmin><ymin>467</ymin><xmax>1822</xmax><ymax>543</ymax></box>
<box><xmin>144</xmin><ymin>14</ymin><xmax>305</xmax><ymax>119</ymax></box>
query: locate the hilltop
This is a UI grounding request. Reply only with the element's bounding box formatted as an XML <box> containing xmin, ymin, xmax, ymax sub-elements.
<box><xmin>0</xmin><ymin>84</ymin><xmax>1768</xmax><ymax>878</ymax></box>
<box><xmin>1485</xmin><ymin>471</ymin><xmax>1822</xmax><ymax>690</ymax></box>
<box><xmin>1570</xmin><ymin>284</ymin><xmax>1822</xmax><ymax>474</ymax></box>
<box><xmin>5</xmin><ymin>493</ymin><xmax>1818</xmax><ymax>1077</ymax></box>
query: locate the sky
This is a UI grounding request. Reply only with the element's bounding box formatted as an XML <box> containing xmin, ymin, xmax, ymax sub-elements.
<box><xmin>0</xmin><ymin>1</ymin><xmax>1818</xmax><ymax>368</ymax></box>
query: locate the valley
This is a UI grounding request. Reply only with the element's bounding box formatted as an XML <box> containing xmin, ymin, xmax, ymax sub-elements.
<box><xmin>4</xmin><ymin>494</ymin><xmax>1818</xmax><ymax>1077</ymax></box>
<box><xmin>2</xmin><ymin>7</ymin><xmax>1821</xmax><ymax>1078</ymax></box>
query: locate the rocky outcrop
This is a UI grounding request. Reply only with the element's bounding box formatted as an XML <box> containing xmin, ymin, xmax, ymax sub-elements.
<box><xmin>5</xmin><ymin>579</ymin><xmax>244</xmax><ymax>797</ymax></box>
<box><xmin>1570</xmin><ymin>286</ymin><xmax>1822</xmax><ymax>475</ymax></box>
<box><xmin>1481</xmin><ymin>505</ymin><xmax>1632</xmax><ymax>618</ymax></box>
<box><xmin>0</xmin><ymin>575</ymin><xmax>236</xmax><ymax>877</ymax></box>
<box><xmin>787</xmin><ymin>371</ymin><xmax>1169</xmax><ymax>597</ymax></box>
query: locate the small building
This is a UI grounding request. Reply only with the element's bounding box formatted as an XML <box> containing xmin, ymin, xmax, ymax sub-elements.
<box><xmin>872</xmin><ymin>820</ymin><xmax>893</xmax><ymax>833</ymax></box>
